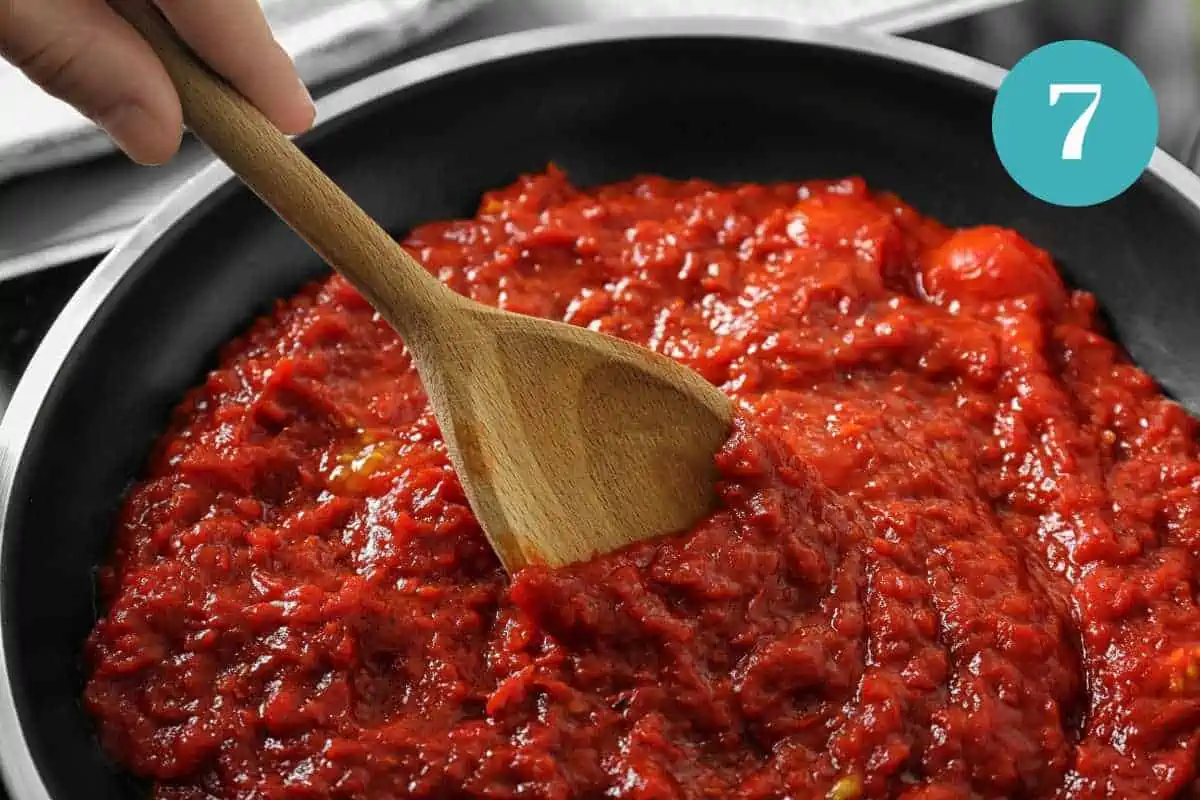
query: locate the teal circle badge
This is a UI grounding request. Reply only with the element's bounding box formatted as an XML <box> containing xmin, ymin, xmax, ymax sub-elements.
<box><xmin>992</xmin><ymin>40</ymin><xmax>1158</xmax><ymax>207</ymax></box>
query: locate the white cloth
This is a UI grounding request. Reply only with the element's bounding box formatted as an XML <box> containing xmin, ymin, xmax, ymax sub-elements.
<box><xmin>0</xmin><ymin>0</ymin><xmax>1014</xmax><ymax>181</ymax></box>
<box><xmin>0</xmin><ymin>0</ymin><xmax>485</xmax><ymax>179</ymax></box>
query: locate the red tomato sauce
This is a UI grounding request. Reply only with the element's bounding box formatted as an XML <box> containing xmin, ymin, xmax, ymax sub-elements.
<box><xmin>85</xmin><ymin>169</ymin><xmax>1200</xmax><ymax>799</ymax></box>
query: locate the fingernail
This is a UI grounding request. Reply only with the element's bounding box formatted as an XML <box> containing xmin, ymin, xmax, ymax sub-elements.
<box><xmin>97</xmin><ymin>103</ymin><xmax>178</xmax><ymax>166</ymax></box>
<box><xmin>298</xmin><ymin>76</ymin><xmax>317</xmax><ymax>127</ymax></box>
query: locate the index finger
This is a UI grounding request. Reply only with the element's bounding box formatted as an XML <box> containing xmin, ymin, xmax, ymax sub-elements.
<box><xmin>150</xmin><ymin>0</ymin><xmax>315</xmax><ymax>135</ymax></box>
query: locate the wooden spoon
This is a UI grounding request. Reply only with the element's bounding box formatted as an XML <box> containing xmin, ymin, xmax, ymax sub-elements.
<box><xmin>109</xmin><ymin>0</ymin><xmax>734</xmax><ymax>572</ymax></box>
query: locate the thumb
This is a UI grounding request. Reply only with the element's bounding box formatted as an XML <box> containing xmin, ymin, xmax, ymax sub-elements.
<box><xmin>0</xmin><ymin>0</ymin><xmax>182</xmax><ymax>164</ymax></box>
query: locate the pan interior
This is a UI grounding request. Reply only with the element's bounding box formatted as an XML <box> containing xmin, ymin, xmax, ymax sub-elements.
<box><xmin>4</xmin><ymin>32</ymin><xmax>1200</xmax><ymax>800</ymax></box>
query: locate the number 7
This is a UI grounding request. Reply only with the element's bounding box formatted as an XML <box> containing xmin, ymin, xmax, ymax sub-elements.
<box><xmin>1049</xmin><ymin>83</ymin><xmax>1102</xmax><ymax>161</ymax></box>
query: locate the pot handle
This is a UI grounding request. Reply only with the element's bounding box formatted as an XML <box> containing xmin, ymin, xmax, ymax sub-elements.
<box><xmin>1185</xmin><ymin>123</ymin><xmax>1200</xmax><ymax>175</ymax></box>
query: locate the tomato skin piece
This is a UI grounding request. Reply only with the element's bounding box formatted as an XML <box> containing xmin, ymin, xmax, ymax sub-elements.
<box><xmin>919</xmin><ymin>225</ymin><xmax>1067</xmax><ymax>310</ymax></box>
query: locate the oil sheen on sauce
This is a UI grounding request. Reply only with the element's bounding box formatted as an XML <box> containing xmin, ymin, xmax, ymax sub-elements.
<box><xmin>85</xmin><ymin>170</ymin><xmax>1200</xmax><ymax>799</ymax></box>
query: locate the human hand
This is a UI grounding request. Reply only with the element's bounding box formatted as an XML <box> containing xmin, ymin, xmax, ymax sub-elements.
<box><xmin>0</xmin><ymin>0</ymin><xmax>316</xmax><ymax>164</ymax></box>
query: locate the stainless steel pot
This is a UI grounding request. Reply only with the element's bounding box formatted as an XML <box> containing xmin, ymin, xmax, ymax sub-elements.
<box><xmin>4</xmin><ymin>20</ymin><xmax>1200</xmax><ymax>799</ymax></box>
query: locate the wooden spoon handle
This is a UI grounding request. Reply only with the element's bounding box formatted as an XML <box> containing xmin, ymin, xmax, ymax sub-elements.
<box><xmin>108</xmin><ymin>0</ymin><xmax>451</xmax><ymax>334</ymax></box>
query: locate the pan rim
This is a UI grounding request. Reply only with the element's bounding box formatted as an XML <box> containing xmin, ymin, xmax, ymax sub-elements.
<box><xmin>3</xmin><ymin>16</ymin><xmax>1200</xmax><ymax>800</ymax></box>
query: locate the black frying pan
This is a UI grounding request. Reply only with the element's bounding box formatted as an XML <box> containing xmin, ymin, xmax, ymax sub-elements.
<box><xmin>3</xmin><ymin>20</ymin><xmax>1200</xmax><ymax>800</ymax></box>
